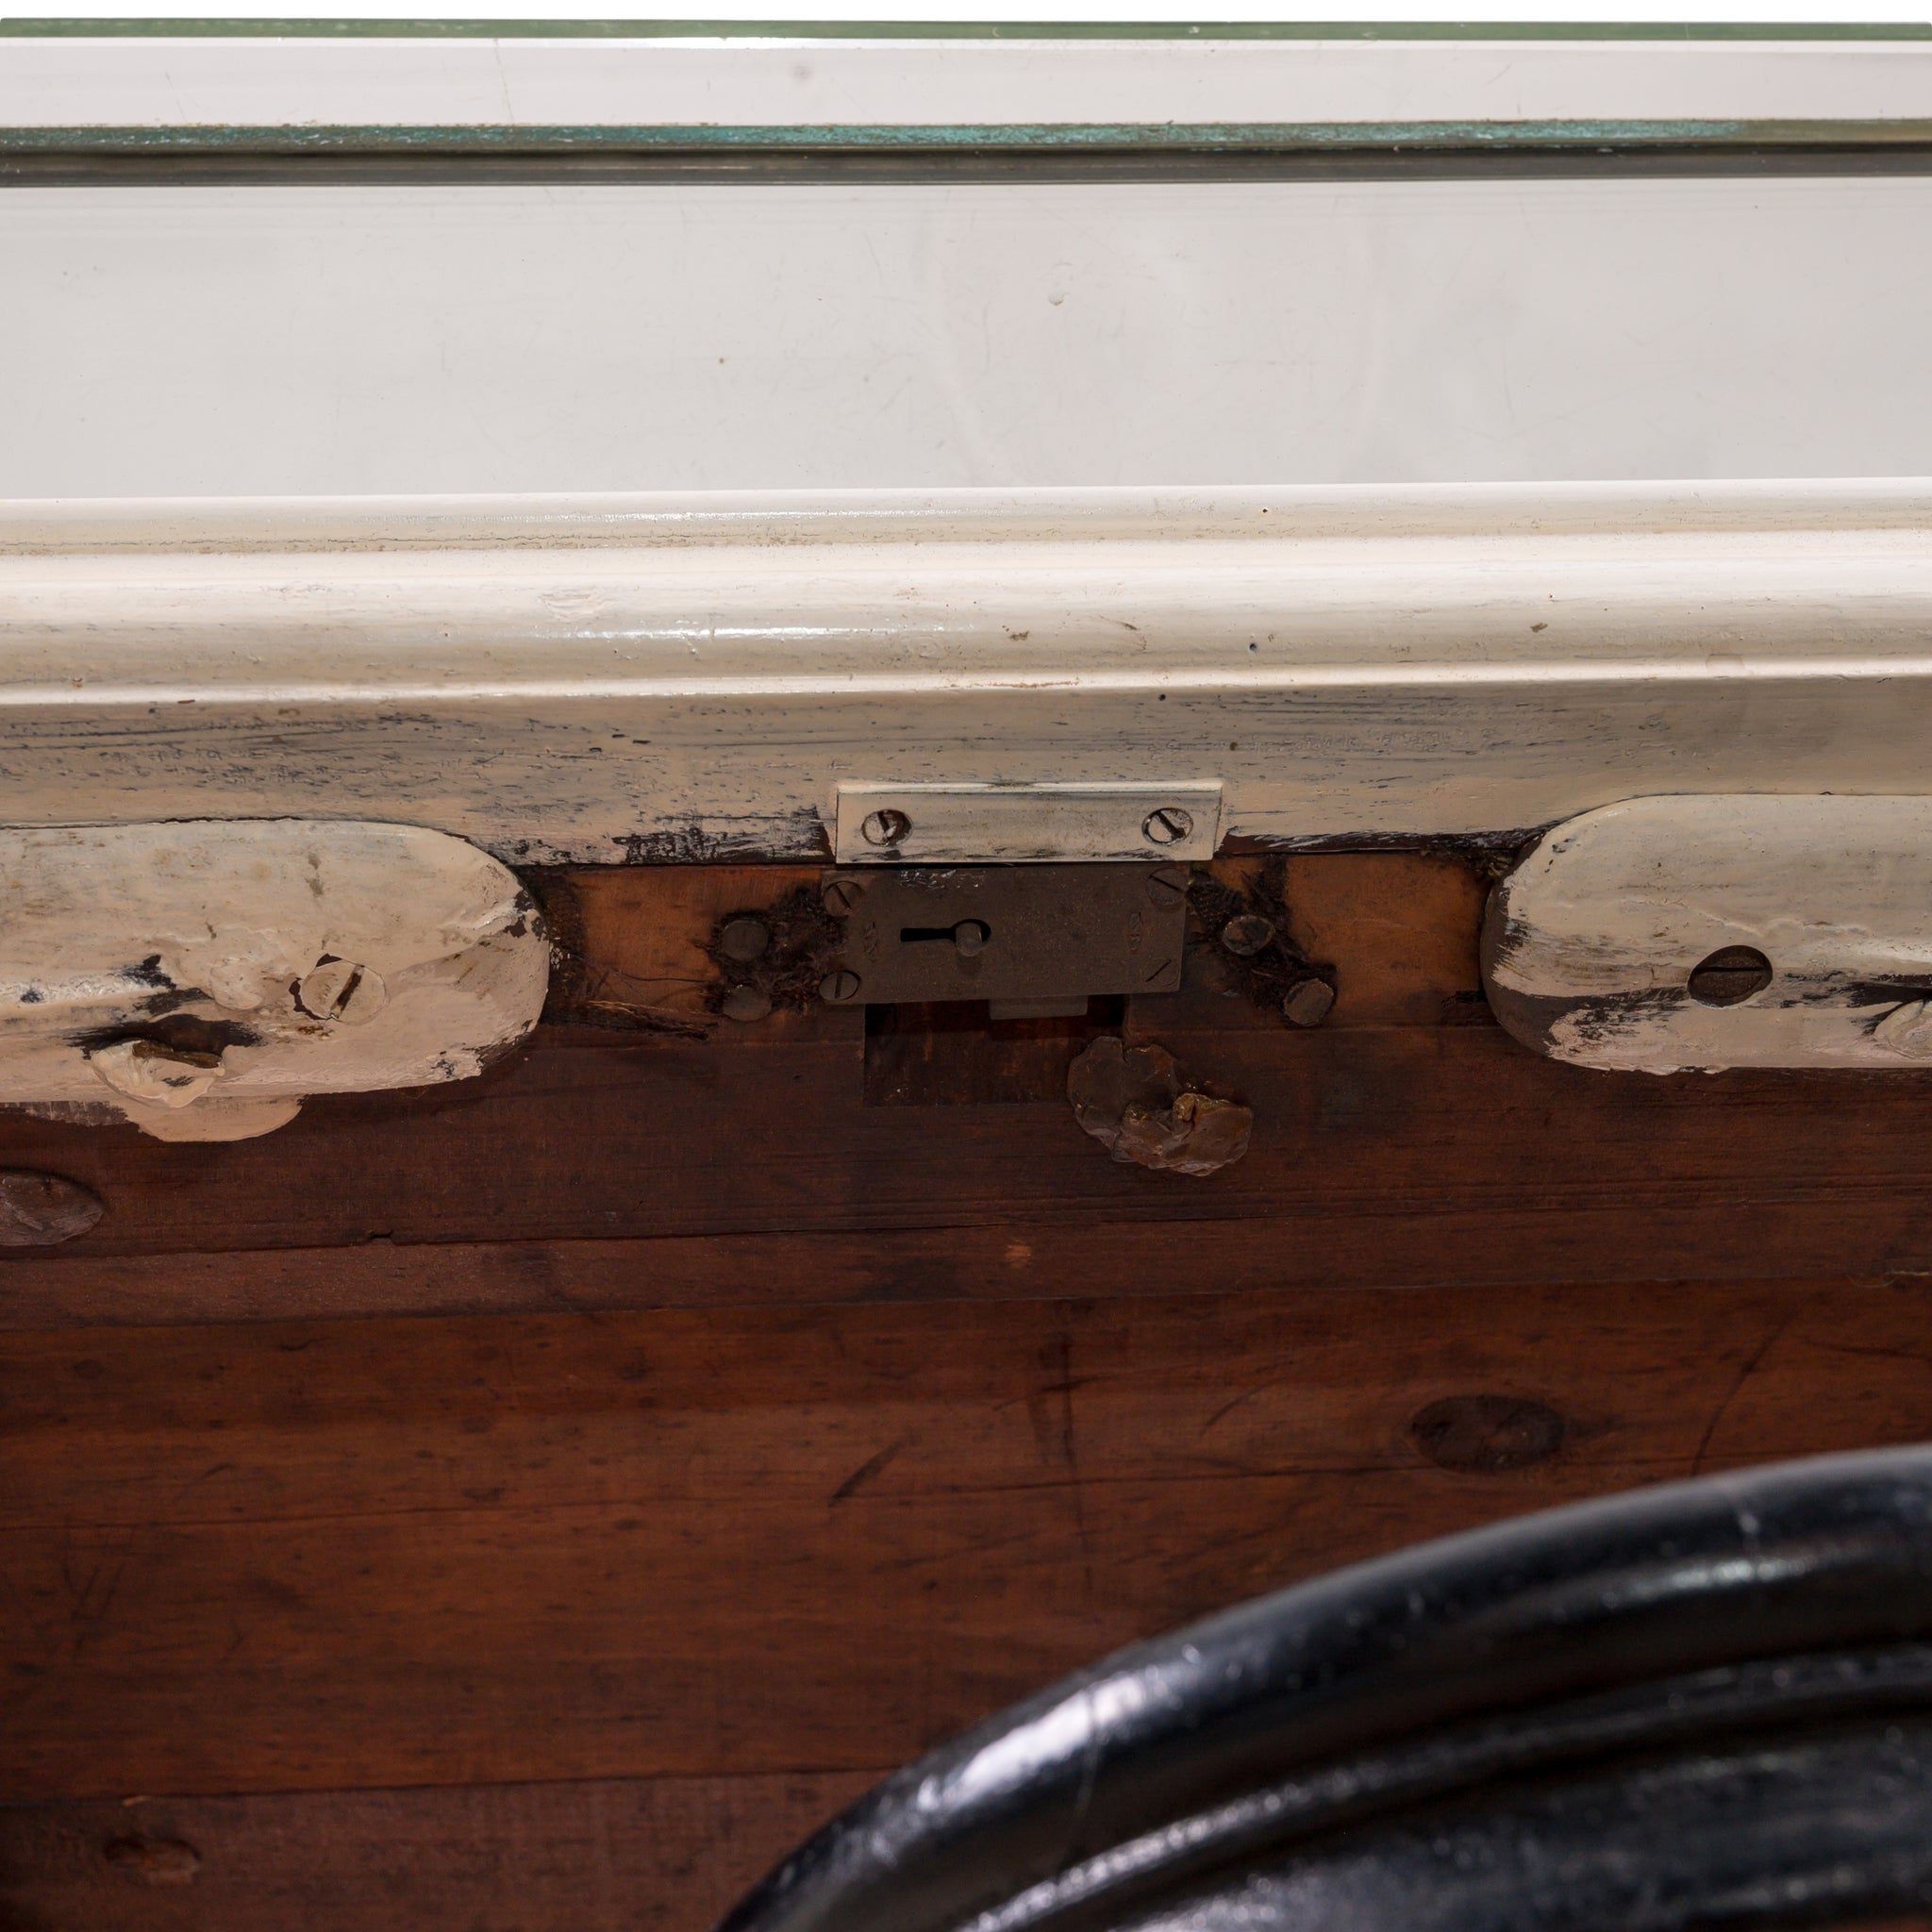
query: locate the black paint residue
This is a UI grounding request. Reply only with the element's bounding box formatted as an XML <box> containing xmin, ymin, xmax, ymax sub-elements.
<box><xmin>1184</xmin><ymin>858</ymin><xmax>1336</xmax><ymax>1023</ymax></box>
<box><xmin>704</xmin><ymin>884</ymin><xmax>845</xmax><ymax>1016</ymax></box>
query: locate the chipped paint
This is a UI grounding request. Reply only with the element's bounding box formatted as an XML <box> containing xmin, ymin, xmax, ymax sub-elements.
<box><xmin>0</xmin><ymin>820</ymin><xmax>549</xmax><ymax>1138</ymax></box>
<box><xmin>1485</xmin><ymin>795</ymin><xmax>1932</xmax><ymax>1073</ymax></box>
<box><xmin>4</xmin><ymin>484</ymin><xmax>1932</xmax><ymax>862</ymax></box>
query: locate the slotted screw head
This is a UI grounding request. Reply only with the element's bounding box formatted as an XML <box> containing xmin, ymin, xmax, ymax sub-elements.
<box><xmin>860</xmin><ymin>808</ymin><xmax>912</xmax><ymax>848</ymax></box>
<box><xmin>1283</xmin><ymin>977</ymin><xmax>1337</xmax><ymax>1027</ymax></box>
<box><xmin>298</xmin><ymin>957</ymin><xmax>388</xmax><ymax>1024</ymax></box>
<box><xmin>718</xmin><ymin>917</ymin><xmax>771</xmax><ymax>963</ymax></box>
<box><xmin>819</xmin><ymin>969</ymin><xmax>863</xmax><ymax>1004</ymax></box>
<box><xmin>822</xmin><ymin>877</ymin><xmax>867</xmax><ymax>917</ymax></box>
<box><xmin>721</xmin><ymin>985</ymin><xmax>773</xmax><ymax>1024</ymax></box>
<box><xmin>1687</xmin><ymin>945</ymin><xmax>1773</xmax><ymax>1008</ymax></box>
<box><xmin>1141</xmin><ymin>808</ymin><xmax>1193</xmax><ymax>847</ymax></box>
<box><xmin>1220</xmin><ymin>914</ymin><xmax>1276</xmax><ymax>958</ymax></box>
<box><xmin>1144</xmin><ymin>866</ymin><xmax>1189</xmax><ymax>903</ymax></box>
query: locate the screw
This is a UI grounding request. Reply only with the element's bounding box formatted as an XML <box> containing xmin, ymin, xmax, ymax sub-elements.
<box><xmin>720</xmin><ymin>985</ymin><xmax>773</xmax><ymax>1024</ymax></box>
<box><xmin>88</xmin><ymin>1038</ymin><xmax>224</xmax><ymax>1110</ymax></box>
<box><xmin>861</xmin><ymin>808</ymin><xmax>912</xmax><ymax>848</ymax></box>
<box><xmin>1220</xmin><ymin>914</ymin><xmax>1276</xmax><ymax>958</ymax></box>
<box><xmin>1141</xmin><ymin>808</ymin><xmax>1193</xmax><ymax>847</ymax></box>
<box><xmin>953</xmin><ymin>920</ymin><xmax>989</xmax><ymax>958</ymax></box>
<box><xmin>298</xmin><ymin>958</ymin><xmax>388</xmax><ymax>1024</ymax></box>
<box><xmin>822</xmin><ymin>877</ymin><xmax>867</xmax><ymax>917</ymax></box>
<box><xmin>717</xmin><ymin>917</ymin><xmax>770</xmax><ymax>963</ymax></box>
<box><xmin>819</xmin><ymin>969</ymin><xmax>863</xmax><ymax>1004</ymax></box>
<box><xmin>1874</xmin><ymin>997</ymin><xmax>1932</xmax><ymax>1059</ymax></box>
<box><xmin>1283</xmin><ymin>977</ymin><xmax>1337</xmax><ymax>1027</ymax></box>
<box><xmin>1144</xmin><ymin>865</ymin><xmax>1189</xmax><ymax>904</ymax></box>
<box><xmin>1687</xmin><ymin>945</ymin><xmax>1773</xmax><ymax>1008</ymax></box>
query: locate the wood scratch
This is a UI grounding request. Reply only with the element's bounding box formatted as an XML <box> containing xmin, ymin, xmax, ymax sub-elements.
<box><xmin>1691</xmin><ymin>1303</ymin><xmax>1805</xmax><ymax>1475</ymax></box>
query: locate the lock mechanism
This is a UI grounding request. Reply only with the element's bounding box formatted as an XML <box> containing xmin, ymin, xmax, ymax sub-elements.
<box><xmin>817</xmin><ymin>864</ymin><xmax>1188</xmax><ymax>1008</ymax></box>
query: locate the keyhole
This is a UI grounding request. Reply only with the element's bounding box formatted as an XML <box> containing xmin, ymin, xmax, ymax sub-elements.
<box><xmin>900</xmin><ymin>920</ymin><xmax>991</xmax><ymax>958</ymax></box>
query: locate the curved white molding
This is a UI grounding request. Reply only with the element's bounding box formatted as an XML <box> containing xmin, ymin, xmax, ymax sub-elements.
<box><xmin>1</xmin><ymin>479</ymin><xmax>1929</xmax><ymax>863</ymax></box>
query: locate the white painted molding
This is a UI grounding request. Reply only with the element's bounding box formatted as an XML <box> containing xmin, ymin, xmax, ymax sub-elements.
<box><xmin>1486</xmin><ymin>795</ymin><xmax>1932</xmax><ymax>1073</ymax></box>
<box><xmin>2</xmin><ymin>35</ymin><xmax>1929</xmax><ymax>137</ymax></box>
<box><xmin>3</xmin><ymin>481</ymin><xmax>1932</xmax><ymax>864</ymax></box>
<box><xmin>0</xmin><ymin>820</ymin><xmax>548</xmax><ymax>1140</ymax></box>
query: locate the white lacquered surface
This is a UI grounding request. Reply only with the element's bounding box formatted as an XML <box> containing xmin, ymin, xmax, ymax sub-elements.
<box><xmin>1</xmin><ymin>481</ymin><xmax>1929</xmax><ymax>861</ymax></box>
<box><xmin>3</xmin><ymin>176</ymin><xmax>1932</xmax><ymax>497</ymax></box>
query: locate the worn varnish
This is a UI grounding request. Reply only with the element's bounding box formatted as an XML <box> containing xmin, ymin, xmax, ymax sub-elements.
<box><xmin>8</xmin><ymin>1275</ymin><xmax>1932</xmax><ymax>1807</ymax></box>
<box><xmin>0</xmin><ymin>1774</ymin><xmax>875</xmax><ymax>1932</ymax></box>
<box><xmin>5</xmin><ymin>852</ymin><xmax>1932</xmax><ymax>1930</ymax></box>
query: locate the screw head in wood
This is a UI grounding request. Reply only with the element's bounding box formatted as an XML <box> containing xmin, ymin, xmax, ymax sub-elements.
<box><xmin>720</xmin><ymin>985</ymin><xmax>773</xmax><ymax>1024</ymax></box>
<box><xmin>1687</xmin><ymin>945</ymin><xmax>1773</xmax><ymax>1007</ymax></box>
<box><xmin>1874</xmin><ymin>996</ymin><xmax>1932</xmax><ymax>1059</ymax></box>
<box><xmin>822</xmin><ymin>877</ymin><xmax>867</xmax><ymax>917</ymax></box>
<box><xmin>819</xmin><ymin>969</ymin><xmax>863</xmax><ymax>1004</ymax></box>
<box><xmin>1219</xmin><ymin>913</ymin><xmax>1276</xmax><ymax>958</ymax></box>
<box><xmin>1282</xmin><ymin>977</ymin><xmax>1336</xmax><ymax>1027</ymax></box>
<box><xmin>717</xmin><ymin>917</ymin><xmax>771</xmax><ymax>963</ymax></box>
<box><xmin>297</xmin><ymin>957</ymin><xmax>388</xmax><ymax>1024</ymax></box>
<box><xmin>860</xmin><ymin>808</ymin><xmax>912</xmax><ymax>848</ymax></box>
<box><xmin>1141</xmin><ymin>808</ymin><xmax>1193</xmax><ymax>847</ymax></box>
<box><xmin>88</xmin><ymin>1038</ymin><xmax>224</xmax><ymax>1109</ymax></box>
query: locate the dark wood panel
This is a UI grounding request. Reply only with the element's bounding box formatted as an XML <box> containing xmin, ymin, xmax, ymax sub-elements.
<box><xmin>7</xmin><ymin>1275</ymin><xmax>1931</xmax><ymax>1801</ymax></box>
<box><xmin>0</xmin><ymin>1772</ymin><xmax>874</xmax><ymax>1932</ymax></box>
<box><xmin>3</xmin><ymin>1025</ymin><xmax>1931</xmax><ymax>1273</ymax></box>
<box><xmin>0</xmin><ymin>850</ymin><xmax>1924</xmax><ymax>1292</ymax></box>
<box><xmin>541</xmin><ymin>852</ymin><xmax>1491</xmax><ymax>1035</ymax></box>
<box><xmin>8</xmin><ymin>1213</ymin><xmax>1921</xmax><ymax>1331</ymax></box>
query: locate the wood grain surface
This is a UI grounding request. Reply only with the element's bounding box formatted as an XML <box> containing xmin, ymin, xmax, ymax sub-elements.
<box><xmin>0</xmin><ymin>1773</ymin><xmax>874</xmax><ymax>1932</ymax></box>
<box><xmin>7</xmin><ymin>853</ymin><xmax>1932</xmax><ymax>1929</ymax></box>
<box><xmin>8</xmin><ymin>1274</ymin><xmax>1932</xmax><ymax>1807</ymax></box>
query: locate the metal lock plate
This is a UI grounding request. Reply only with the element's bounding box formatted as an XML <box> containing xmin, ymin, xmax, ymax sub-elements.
<box><xmin>821</xmin><ymin>864</ymin><xmax>1187</xmax><ymax>1006</ymax></box>
<box><xmin>833</xmin><ymin>783</ymin><xmax>1222</xmax><ymax>865</ymax></box>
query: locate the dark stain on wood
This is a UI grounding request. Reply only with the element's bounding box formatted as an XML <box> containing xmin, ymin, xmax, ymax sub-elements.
<box><xmin>1410</xmin><ymin>1393</ymin><xmax>1569</xmax><ymax>1473</ymax></box>
<box><xmin>5</xmin><ymin>852</ymin><xmax>1931</xmax><ymax>1932</ymax></box>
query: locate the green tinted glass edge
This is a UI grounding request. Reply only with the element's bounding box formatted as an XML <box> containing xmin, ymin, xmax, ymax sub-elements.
<box><xmin>3</xmin><ymin>19</ymin><xmax>1930</xmax><ymax>40</ymax></box>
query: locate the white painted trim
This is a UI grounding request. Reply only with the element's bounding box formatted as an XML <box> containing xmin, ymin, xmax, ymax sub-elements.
<box><xmin>3</xmin><ymin>37</ymin><xmax>1930</xmax><ymax>133</ymax></box>
<box><xmin>3</xmin><ymin>480</ymin><xmax>1931</xmax><ymax>864</ymax></box>
<box><xmin>1487</xmin><ymin>795</ymin><xmax>1932</xmax><ymax>1072</ymax></box>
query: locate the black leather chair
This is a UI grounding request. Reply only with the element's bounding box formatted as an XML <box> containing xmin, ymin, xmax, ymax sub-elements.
<box><xmin>718</xmin><ymin>1447</ymin><xmax>1932</xmax><ymax>1932</ymax></box>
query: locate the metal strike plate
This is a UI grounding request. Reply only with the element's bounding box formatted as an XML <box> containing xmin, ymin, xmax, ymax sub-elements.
<box><xmin>820</xmin><ymin>864</ymin><xmax>1187</xmax><ymax>1006</ymax></box>
<box><xmin>1485</xmin><ymin>794</ymin><xmax>1932</xmax><ymax>1073</ymax></box>
<box><xmin>833</xmin><ymin>783</ymin><xmax>1222</xmax><ymax>864</ymax></box>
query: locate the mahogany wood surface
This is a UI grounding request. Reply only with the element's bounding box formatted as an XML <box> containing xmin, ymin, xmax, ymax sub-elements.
<box><xmin>4</xmin><ymin>854</ymin><xmax>1931</xmax><ymax>1928</ymax></box>
<box><xmin>0</xmin><ymin>1774</ymin><xmax>874</xmax><ymax>1932</ymax></box>
<box><xmin>8</xmin><ymin>1276</ymin><xmax>1932</xmax><ymax>1799</ymax></box>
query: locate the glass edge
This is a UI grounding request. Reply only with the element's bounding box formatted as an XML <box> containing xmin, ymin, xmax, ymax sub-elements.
<box><xmin>3</xmin><ymin>19</ymin><xmax>1932</xmax><ymax>42</ymax></box>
